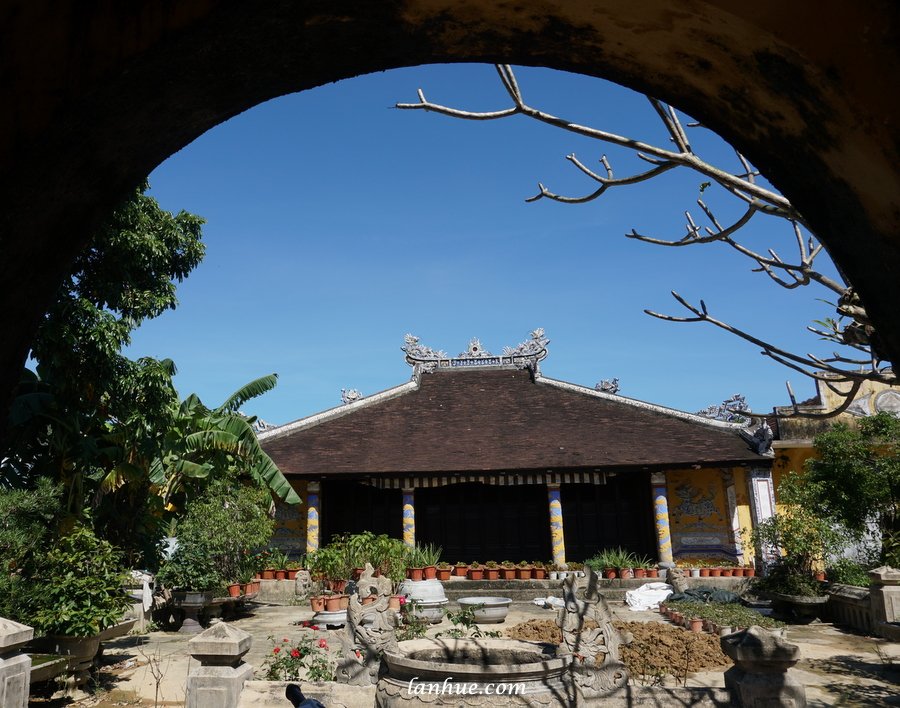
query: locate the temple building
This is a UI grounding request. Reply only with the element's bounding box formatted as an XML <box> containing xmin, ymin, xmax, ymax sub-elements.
<box><xmin>259</xmin><ymin>330</ymin><xmax>779</xmax><ymax>566</ymax></box>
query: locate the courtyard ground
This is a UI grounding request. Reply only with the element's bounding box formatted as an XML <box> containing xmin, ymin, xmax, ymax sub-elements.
<box><xmin>30</xmin><ymin>599</ymin><xmax>900</xmax><ymax>708</ymax></box>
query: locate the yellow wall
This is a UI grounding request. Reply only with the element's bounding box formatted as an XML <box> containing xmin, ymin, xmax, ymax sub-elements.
<box><xmin>666</xmin><ymin>468</ymin><xmax>739</xmax><ymax>564</ymax></box>
<box><xmin>270</xmin><ymin>479</ymin><xmax>307</xmax><ymax>556</ymax></box>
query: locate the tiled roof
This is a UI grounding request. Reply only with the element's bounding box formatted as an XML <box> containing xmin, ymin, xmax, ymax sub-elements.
<box><xmin>260</xmin><ymin>368</ymin><xmax>770</xmax><ymax>477</ymax></box>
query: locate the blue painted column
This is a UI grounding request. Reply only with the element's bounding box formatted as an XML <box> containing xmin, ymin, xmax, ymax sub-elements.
<box><xmin>402</xmin><ymin>486</ymin><xmax>415</xmax><ymax>548</ymax></box>
<box><xmin>547</xmin><ymin>484</ymin><xmax>566</xmax><ymax>568</ymax></box>
<box><xmin>306</xmin><ymin>482</ymin><xmax>321</xmax><ymax>554</ymax></box>
<box><xmin>651</xmin><ymin>472</ymin><xmax>674</xmax><ymax>565</ymax></box>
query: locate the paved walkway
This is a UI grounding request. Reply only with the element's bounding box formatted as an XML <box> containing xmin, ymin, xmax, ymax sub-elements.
<box><xmin>95</xmin><ymin>600</ymin><xmax>900</xmax><ymax>707</ymax></box>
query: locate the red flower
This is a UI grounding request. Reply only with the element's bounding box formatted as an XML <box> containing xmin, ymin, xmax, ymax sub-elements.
<box><xmin>318</xmin><ymin>639</ymin><xmax>328</xmax><ymax>649</ymax></box>
<box><xmin>310</xmin><ymin>625</ymin><xmax>320</xmax><ymax>630</ymax></box>
<box><xmin>283</xmin><ymin>638</ymin><xmax>289</xmax><ymax>642</ymax></box>
<box><xmin>301</xmin><ymin>621</ymin><xmax>310</xmax><ymax>627</ymax></box>
<box><xmin>273</xmin><ymin>647</ymin><xmax>281</xmax><ymax>653</ymax></box>
<box><xmin>291</xmin><ymin>649</ymin><xmax>300</xmax><ymax>658</ymax></box>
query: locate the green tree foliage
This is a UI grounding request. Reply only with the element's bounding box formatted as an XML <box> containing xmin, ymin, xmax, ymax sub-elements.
<box><xmin>162</xmin><ymin>470</ymin><xmax>275</xmax><ymax>588</ymax></box>
<box><xmin>805</xmin><ymin>411</ymin><xmax>900</xmax><ymax>567</ymax></box>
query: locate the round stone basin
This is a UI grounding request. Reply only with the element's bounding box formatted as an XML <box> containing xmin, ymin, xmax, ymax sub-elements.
<box><xmin>383</xmin><ymin>637</ymin><xmax>571</xmax><ymax>683</ymax></box>
<box><xmin>456</xmin><ymin>597</ymin><xmax>512</xmax><ymax>623</ymax></box>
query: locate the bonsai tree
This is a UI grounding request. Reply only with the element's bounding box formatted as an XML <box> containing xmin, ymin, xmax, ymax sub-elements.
<box><xmin>156</xmin><ymin>535</ymin><xmax>220</xmax><ymax>592</ymax></box>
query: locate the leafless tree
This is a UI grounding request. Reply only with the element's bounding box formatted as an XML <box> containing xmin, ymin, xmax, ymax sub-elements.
<box><xmin>396</xmin><ymin>65</ymin><xmax>894</xmax><ymax>417</ymax></box>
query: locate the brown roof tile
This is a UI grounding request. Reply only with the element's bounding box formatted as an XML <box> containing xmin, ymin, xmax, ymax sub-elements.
<box><xmin>262</xmin><ymin>368</ymin><xmax>769</xmax><ymax>477</ymax></box>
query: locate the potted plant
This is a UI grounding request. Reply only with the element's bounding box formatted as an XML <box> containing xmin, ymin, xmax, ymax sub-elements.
<box><xmin>484</xmin><ymin>560</ymin><xmax>500</xmax><ymax>580</ymax></box>
<box><xmin>436</xmin><ymin>561</ymin><xmax>452</xmax><ymax>581</ymax></box>
<box><xmin>467</xmin><ymin>561</ymin><xmax>483</xmax><ymax>580</ymax></box>
<box><xmin>632</xmin><ymin>554</ymin><xmax>652</xmax><ymax>579</ymax></box>
<box><xmin>532</xmin><ymin>560</ymin><xmax>547</xmax><ymax>579</ymax></box>
<box><xmin>500</xmin><ymin>560</ymin><xmax>517</xmax><ymax>579</ymax></box>
<box><xmin>454</xmin><ymin>561</ymin><xmax>468</xmax><ymax>577</ymax></box>
<box><xmin>516</xmin><ymin>560</ymin><xmax>533</xmax><ymax>579</ymax></box>
<box><xmin>405</xmin><ymin>545</ymin><xmax>425</xmax><ymax>581</ymax></box>
<box><xmin>23</xmin><ymin>525</ymin><xmax>133</xmax><ymax>674</ymax></box>
<box><xmin>419</xmin><ymin>543</ymin><xmax>442</xmax><ymax>580</ymax></box>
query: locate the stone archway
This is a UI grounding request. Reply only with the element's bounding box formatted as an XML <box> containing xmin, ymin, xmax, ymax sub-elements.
<box><xmin>2</xmin><ymin>1</ymin><xmax>899</xmax><ymax>424</ymax></box>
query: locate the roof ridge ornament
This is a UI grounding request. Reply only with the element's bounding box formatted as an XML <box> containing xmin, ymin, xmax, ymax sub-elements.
<box><xmin>341</xmin><ymin>388</ymin><xmax>364</xmax><ymax>405</ymax></box>
<box><xmin>402</xmin><ymin>329</ymin><xmax>550</xmax><ymax>377</ymax></box>
<box><xmin>696</xmin><ymin>394</ymin><xmax>751</xmax><ymax>423</ymax></box>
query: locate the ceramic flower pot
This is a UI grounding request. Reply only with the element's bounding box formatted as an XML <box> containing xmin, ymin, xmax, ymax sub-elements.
<box><xmin>484</xmin><ymin>568</ymin><xmax>499</xmax><ymax>580</ymax></box>
<box><xmin>453</xmin><ymin>565</ymin><xmax>468</xmax><ymax>577</ymax></box>
<box><xmin>436</xmin><ymin>568</ymin><xmax>452</xmax><ymax>581</ymax></box>
<box><xmin>424</xmin><ymin>566</ymin><xmax>437</xmax><ymax>580</ymax></box>
<box><xmin>515</xmin><ymin>567</ymin><xmax>532</xmax><ymax>580</ymax></box>
<box><xmin>310</xmin><ymin>595</ymin><xmax>326</xmax><ymax>612</ymax></box>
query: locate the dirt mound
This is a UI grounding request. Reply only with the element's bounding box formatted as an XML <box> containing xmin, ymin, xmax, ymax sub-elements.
<box><xmin>504</xmin><ymin>619</ymin><xmax>732</xmax><ymax>680</ymax></box>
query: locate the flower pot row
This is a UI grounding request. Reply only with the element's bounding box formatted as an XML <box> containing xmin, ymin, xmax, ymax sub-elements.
<box><xmin>256</xmin><ymin>568</ymin><xmax>303</xmax><ymax>580</ymax></box>
<box><xmin>682</xmin><ymin>567</ymin><xmax>756</xmax><ymax>577</ymax></box>
<box><xmin>310</xmin><ymin>593</ymin><xmax>406</xmax><ymax>612</ymax></box>
<box><xmin>601</xmin><ymin>567</ymin><xmax>661</xmax><ymax>579</ymax></box>
<box><xmin>226</xmin><ymin>580</ymin><xmax>262</xmax><ymax>597</ymax></box>
<box><xmin>658</xmin><ymin>601</ymin><xmax>786</xmax><ymax>637</ymax></box>
<box><xmin>441</xmin><ymin>564</ymin><xmax>550</xmax><ymax>580</ymax></box>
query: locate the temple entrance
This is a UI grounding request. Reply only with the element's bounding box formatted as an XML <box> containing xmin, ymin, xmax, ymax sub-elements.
<box><xmin>416</xmin><ymin>482</ymin><xmax>550</xmax><ymax>563</ymax></box>
<box><xmin>320</xmin><ymin>480</ymin><xmax>402</xmax><ymax>542</ymax></box>
<box><xmin>561</xmin><ymin>475</ymin><xmax>656</xmax><ymax>562</ymax></box>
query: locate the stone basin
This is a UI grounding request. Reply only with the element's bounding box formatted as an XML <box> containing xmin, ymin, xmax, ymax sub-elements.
<box><xmin>378</xmin><ymin>638</ymin><xmax>574</xmax><ymax>708</ymax></box>
<box><xmin>456</xmin><ymin>597</ymin><xmax>512</xmax><ymax>624</ymax></box>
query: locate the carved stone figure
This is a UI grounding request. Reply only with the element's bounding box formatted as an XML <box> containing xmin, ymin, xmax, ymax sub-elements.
<box><xmin>556</xmin><ymin>567</ymin><xmax>632</xmax><ymax>694</ymax></box>
<box><xmin>335</xmin><ymin>564</ymin><xmax>398</xmax><ymax>686</ymax></box>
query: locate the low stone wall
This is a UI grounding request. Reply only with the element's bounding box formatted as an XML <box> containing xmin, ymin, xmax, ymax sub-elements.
<box><xmin>824</xmin><ymin>583</ymin><xmax>873</xmax><ymax>632</ymax></box>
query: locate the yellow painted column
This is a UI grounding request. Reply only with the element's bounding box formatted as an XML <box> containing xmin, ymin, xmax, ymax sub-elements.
<box><xmin>650</xmin><ymin>472</ymin><xmax>674</xmax><ymax>565</ymax></box>
<box><xmin>402</xmin><ymin>486</ymin><xmax>416</xmax><ymax>548</ymax></box>
<box><xmin>306</xmin><ymin>481</ymin><xmax>321</xmax><ymax>554</ymax></box>
<box><xmin>548</xmin><ymin>484</ymin><xmax>566</xmax><ymax>567</ymax></box>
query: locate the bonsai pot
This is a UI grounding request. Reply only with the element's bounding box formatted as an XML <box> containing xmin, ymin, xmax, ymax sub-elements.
<box><xmin>457</xmin><ymin>596</ymin><xmax>512</xmax><ymax>623</ymax></box>
<box><xmin>172</xmin><ymin>590</ymin><xmax>214</xmax><ymax>633</ymax></box>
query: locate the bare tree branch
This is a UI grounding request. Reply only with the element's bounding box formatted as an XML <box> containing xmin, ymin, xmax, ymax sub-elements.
<box><xmin>397</xmin><ymin>64</ymin><xmax>894</xmax><ymax>417</ymax></box>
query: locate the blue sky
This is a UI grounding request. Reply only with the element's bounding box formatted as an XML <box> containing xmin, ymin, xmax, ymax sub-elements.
<box><xmin>128</xmin><ymin>64</ymin><xmax>842</xmax><ymax>426</ymax></box>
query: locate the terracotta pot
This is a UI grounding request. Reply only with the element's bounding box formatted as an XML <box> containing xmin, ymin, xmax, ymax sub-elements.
<box><xmin>286</xmin><ymin>569</ymin><xmax>299</xmax><ymax>580</ymax></box>
<box><xmin>228</xmin><ymin>583</ymin><xmax>242</xmax><ymax>597</ymax></box>
<box><xmin>252</xmin><ymin>580</ymin><xmax>261</xmax><ymax>593</ymax></box>
<box><xmin>389</xmin><ymin>595</ymin><xmax>403</xmax><ymax>610</ymax></box>
<box><xmin>242</xmin><ymin>583</ymin><xmax>254</xmax><ymax>595</ymax></box>
<box><xmin>648</xmin><ymin>569</ymin><xmax>659</xmax><ymax>578</ymax></box>
<box><xmin>484</xmin><ymin>568</ymin><xmax>499</xmax><ymax>580</ymax></box>
<box><xmin>720</xmin><ymin>568</ymin><xmax>732</xmax><ymax>577</ymax></box>
<box><xmin>275</xmin><ymin>570</ymin><xmax>287</xmax><ymax>580</ymax></box>
<box><xmin>361</xmin><ymin>594</ymin><xmax>377</xmax><ymax>604</ymax></box>
<box><xmin>732</xmin><ymin>567</ymin><xmax>745</xmax><ymax>577</ymax></box>
<box><xmin>500</xmin><ymin>567</ymin><xmax>517</xmax><ymax>579</ymax></box>
<box><xmin>532</xmin><ymin>568</ymin><xmax>547</xmax><ymax>579</ymax></box>
<box><xmin>618</xmin><ymin>568</ymin><xmax>633</xmax><ymax>579</ymax></box>
<box><xmin>436</xmin><ymin>568</ymin><xmax>452</xmax><ymax>581</ymax></box>
<box><xmin>407</xmin><ymin>567</ymin><xmax>424</xmax><ymax>581</ymax></box>
<box><xmin>254</xmin><ymin>573</ymin><xmax>262</xmax><ymax>579</ymax></box>
<box><xmin>339</xmin><ymin>594</ymin><xmax>350</xmax><ymax>610</ymax></box>
<box><xmin>467</xmin><ymin>567</ymin><xmax>484</xmax><ymax>580</ymax></box>
<box><xmin>515</xmin><ymin>567</ymin><xmax>532</xmax><ymax>580</ymax></box>
<box><xmin>310</xmin><ymin>595</ymin><xmax>326</xmax><ymax>612</ymax></box>
<box><xmin>709</xmin><ymin>568</ymin><xmax>722</xmax><ymax>577</ymax></box>
<box><xmin>325</xmin><ymin>595</ymin><xmax>342</xmax><ymax>612</ymax></box>
<box><xmin>633</xmin><ymin>568</ymin><xmax>647</xmax><ymax>579</ymax></box>
<box><xmin>744</xmin><ymin>568</ymin><xmax>756</xmax><ymax>577</ymax></box>
<box><xmin>815</xmin><ymin>572</ymin><xmax>826</xmax><ymax>581</ymax></box>
<box><xmin>604</xmin><ymin>568</ymin><xmax>617</xmax><ymax>579</ymax></box>
<box><xmin>689</xmin><ymin>618</ymin><xmax>703</xmax><ymax>632</ymax></box>
<box><xmin>453</xmin><ymin>565</ymin><xmax>468</xmax><ymax>577</ymax></box>
<box><xmin>352</xmin><ymin>568</ymin><xmax>364</xmax><ymax>580</ymax></box>
<box><xmin>262</xmin><ymin>569</ymin><xmax>275</xmax><ymax>580</ymax></box>
<box><xmin>328</xmin><ymin>579</ymin><xmax>347</xmax><ymax>593</ymax></box>
<box><xmin>424</xmin><ymin>566</ymin><xmax>437</xmax><ymax>580</ymax></box>
<box><xmin>699</xmin><ymin>568</ymin><xmax>710</xmax><ymax>577</ymax></box>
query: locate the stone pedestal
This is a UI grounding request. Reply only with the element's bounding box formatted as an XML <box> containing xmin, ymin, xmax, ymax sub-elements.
<box><xmin>0</xmin><ymin>617</ymin><xmax>33</xmax><ymax>708</ymax></box>
<box><xmin>868</xmin><ymin>566</ymin><xmax>900</xmax><ymax>637</ymax></box>
<box><xmin>186</xmin><ymin>623</ymin><xmax>253</xmax><ymax>708</ymax></box>
<box><xmin>721</xmin><ymin>625</ymin><xmax>805</xmax><ymax>708</ymax></box>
